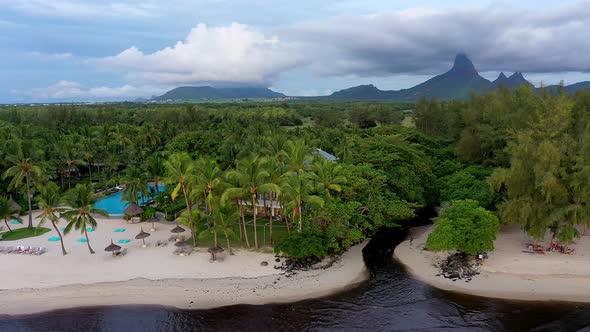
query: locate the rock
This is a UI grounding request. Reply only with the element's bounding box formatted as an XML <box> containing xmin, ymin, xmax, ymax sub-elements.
<box><xmin>260</xmin><ymin>261</ymin><xmax>269</xmax><ymax>266</ymax></box>
<box><xmin>275</xmin><ymin>258</ymin><xmax>281</xmax><ymax>263</ymax></box>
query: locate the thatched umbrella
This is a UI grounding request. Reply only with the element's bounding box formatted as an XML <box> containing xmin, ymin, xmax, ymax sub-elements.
<box><xmin>124</xmin><ymin>203</ymin><xmax>144</xmax><ymax>217</ymax></box>
<box><xmin>146</xmin><ymin>216</ymin><xmax>159</xmax><ymax>232</ymax></box>
<box><xmin>170</xmin><ymin>223</ymin><xmax>185</xmax><ymax>241</ymax></box>
<box><xmin>104</xmin><ymin>239</ymin><xmax>122</xmax><ymax>253</ymax></box>
<box><xmin>9</xmin><ymin>199</ymin><xmax>21</xmax><ymax>211</ymax></box>
<box><xmin>174</xmin><ymin>240</ymin><xmax>191</xmax><ymax>247</ymax></box>
<box><xmin>208</xmin><ymin>246</ymin><xmax>225</xmax><ymax>261</ymax></box>
<box><xmin>135</xmin><ymin>227</ymin><xmax>151</xmax><ymax>247</ymax></box>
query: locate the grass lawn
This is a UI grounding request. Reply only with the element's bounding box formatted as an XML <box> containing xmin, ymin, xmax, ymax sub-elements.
<box><xmin>186</xmin><ymin>217</ymin><xmax>291</xmax><ymax>250</ymax></box>
<box><xmin>1</xmin><ymin>227</ymin><xmax>52</xmax><ymax>241</ymax></box>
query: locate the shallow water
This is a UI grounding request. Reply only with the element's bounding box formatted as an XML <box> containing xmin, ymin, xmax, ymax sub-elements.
<box><xmin>2</xmin><ymin>216</ymin><xmax>590</xmax><ymax>332</ymax></box>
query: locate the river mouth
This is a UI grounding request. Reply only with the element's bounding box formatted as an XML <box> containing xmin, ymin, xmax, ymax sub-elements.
<box><xmin>2</xmin><ymin>212</ymin><xmax>590</xmax><ymax>331</ymax></box>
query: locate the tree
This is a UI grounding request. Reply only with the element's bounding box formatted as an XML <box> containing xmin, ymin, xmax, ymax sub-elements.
<box><xmin>2</xmin><ymin>140</ymin><xmax>44</xmax><ymax>229</ymax></box>
<box><xmin>144</xmin><ymin>154</ymin><xmax>166</xmax><ymax>196</ymax></box>
<box><xmin>204</xmin><ymin>199</ymin><xmax>239</xmax><ymax>255</ymax></box>
<box><xmin>37</xmin><ymin>182</ymin><xmax>67</xmax><ymax>255</ymax></box>
<box><xmin>281</xmin><ymin>172</ymin><xmax>324</xmax><ymax>233</ymax></box>
<box><xmin>62</xmin><ymin>184</ymin><xmax>109</xmax><ymax>254</ymax></box>
<box><xmin>225</xmin><ymin>156</ymin><xmax>279</xmax><ymax>248</ymax></box>
<box><xmin>310</xmin><ymin>158</ymin><xmax>347</xmax><ymax>198</ymax></box>
<box><xmin>164</xmin><ymin>153</ymin><xmax>197</xmax><ymax>246</ymax></box>
<box><xmin>426</xmin><ymin>199</ymin><xmax>500</xmax><ymax>255</ymax></box>
<box><xmin>121</xmin><ymin>166</ymin><xmax>148</xmax><ymax>204</ymax></box>
<box><xmin>0</xmin><ymin>196</ymin><xmax>22</xmax><ymax>232</ymax></box>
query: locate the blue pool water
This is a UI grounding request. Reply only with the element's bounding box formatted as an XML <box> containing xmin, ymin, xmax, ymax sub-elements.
<box><xmin>94</xmin><ymin>185</ymin><xmax>165</xmax><ymax>216</ymax></box>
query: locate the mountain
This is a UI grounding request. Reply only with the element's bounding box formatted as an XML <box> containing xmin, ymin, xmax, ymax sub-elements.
<box><xmin>153</xmin><ymin>86</ymin><xmax>285</xmax><ymax>101</ymax></box>
<box><xmin>492</xmin><ymin>72</ymin><xmax>533</xmax><ymax>89</ymax></box>
<box><xmin>329</xmin><ymin>54</ymin><xmax>494</xmax><ymax>101</ymax></box>
<box><xmin>542</xmin><ymin>81</ymin><xmax>590</xmax><ymax>95</ymax></box>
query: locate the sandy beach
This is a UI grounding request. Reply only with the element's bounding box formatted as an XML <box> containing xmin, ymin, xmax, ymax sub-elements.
<box><xmin>0</xmin><ymin>212</ymin><xmax>369</xmax><ymax>315</ymax></box>
<box><xmin>394</xmin><ymin>225</ymin><xmax>590</xmax><ymax>303</ymax></box>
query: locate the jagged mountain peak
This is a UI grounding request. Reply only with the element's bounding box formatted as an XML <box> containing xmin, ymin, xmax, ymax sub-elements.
<box><xmin>497</xmin><ymin>72</ymin><xmax>508</xmax><ymax>80</ymax></box>
<box><xmin>450</xmin><ymin>53</ymin><xmax>477</xmax><ymax>75</ymax></box>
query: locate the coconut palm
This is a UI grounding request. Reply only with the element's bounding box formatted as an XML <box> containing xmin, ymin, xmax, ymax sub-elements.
<box><xmin>164</xmin><ymin>153</ymin><xmax>197</xmax><ymax>245</ymax></box>
<box><xmin>310</xmin><ymin>158</ymin><xmax>347</xmax><ymax>198</ymax></box>
<box><xmin>285</xmin><ymin>139</ymin><xmax>312</xmax><ymax>175</ymax></box>
<box><xmin>208</xmin><ymin>199</ymin><xmax>239</xmax><ymax>255</ymax></box>
<box><xmin>281</xmin><ymin>173</ymin><xmax>324</xmax><ymax>233</ymax></box>
<box><xmin>36</xmin><ymin>183</ymin><xmax>68</xmax><ymax>255</ymax></box>
<box><xmin>192</xmin><ymin>157</ymin><xmax>227</xmax><ymax>216</ymax></box>
<box><xmin>2</xmin><ymin>140</ymin><xmax>44</xmax><ymax>229</ymax></box>
<box><xmin>144</xmin><ymin>154</ymin><xmax>166</xmax><ymax>196</ymax></box>
<box><xmin>222</xmin><ymin>172</ymin><xmax>251</xmax><ymax>248</ymax></box>
<box><xmin>121</xmin><ymin>166</ymin><xmax>148</xmax><ymax>204</ymax></box>
<box><xmin>61</xmin><ymin>184</ymin><xmax>109</xmax><ymax>254</ymax></box>
<box><xmin>224</xmin><ymin>156</ymin><xmax>279</xmax><ymax>248</ymax></box>
<box><xmin>0</xmin><ymin>196</ymin><xmax>22</xmax><ymax>232</ymax></box>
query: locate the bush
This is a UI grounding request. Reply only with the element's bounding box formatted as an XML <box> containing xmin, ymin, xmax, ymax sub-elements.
<box><xmin>142</xmin><ymin>206</ymin><xmax>156</xmax><ymax>220</ymax></box>
<box><xmin>426</xmin><ymin>199</ymin><xmax>499</xmax><ymax>255</ymax></box>
<box><xmin>274</xmin><ymin>231</ymin><xmax>329</xmax><ymax>260</ymax></box>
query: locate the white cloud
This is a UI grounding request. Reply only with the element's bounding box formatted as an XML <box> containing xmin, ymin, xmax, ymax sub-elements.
<box><xmin>30</xmin><ymin>51</ymin><xmax>73</xmax><ymax>59</ymax></box>
<box><xmin>1</xmin><ymin>0</ymin><xmax>158</xmax><ymax>19</ymax></box>
<box><xmin>14</xmin><ymin>80</ymin><xmax>165</xmax><ymax>101</ymax></box>
<box><xmin>93</xmin><ymin>22</ymin><xmax>304</xmax><ymax>86</ymax></box>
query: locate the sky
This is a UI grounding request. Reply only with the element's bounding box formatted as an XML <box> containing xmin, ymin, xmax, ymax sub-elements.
<box><xmin>1</xmin><ymin>0</ymin><xmax>590</xmax><ymax>102</ymax></box>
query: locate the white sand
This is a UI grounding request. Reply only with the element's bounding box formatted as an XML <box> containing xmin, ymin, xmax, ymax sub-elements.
<box><xmin>0</xmin><ymin>212</ymin><xmax>369</xmax><ymax>315</ymax></box>
<box><xmin>394</xmin><ymin>225</ymin><xmax>590</xmax><ymax>303</ymax></box>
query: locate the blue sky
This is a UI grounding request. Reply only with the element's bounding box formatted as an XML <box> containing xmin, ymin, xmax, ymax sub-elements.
<box><xmin>1</xmin><ymin>0</ymin><xmax>589</xmax><ymax>102</ymax></box>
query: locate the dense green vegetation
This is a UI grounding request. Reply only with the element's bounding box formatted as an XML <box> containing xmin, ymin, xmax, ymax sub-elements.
<box><xmin>0</xmin><ymin>227</ymin><xmax>51</xmax><ymax>241</ymax></box>
<box><xmin>417</xmin><ymin>86</ymin><xmax>590</xmax><ymax>251</ymax></box>
<box><xmin>4</xmin><ymin>86</ymin><xmax>586</xmax><ymax>259</ymax></box>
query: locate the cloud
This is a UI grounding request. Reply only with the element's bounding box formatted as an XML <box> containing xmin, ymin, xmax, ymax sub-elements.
<box><xmin>93</xmin><ymin>22</ymin><xmax>304</xmax><ymax>86</ymax></box>
<box><xmin>14</xmin><ymin>80</ymin><xmax>165</xmax><ymax>101</ymax></box>
<box><xmin>30</xmin><ymin>51</ymin><xmax>73</xmax><ymax>59</ymax></box>
<box><xmin>281</xmin><ymin>2</ymin><xmax>590</xmax><ymax>76</ymax></box>
<box><xmin>1</xmin><ymin>0</ymin><xmax>158</xmax><ymax>19</ymax></box>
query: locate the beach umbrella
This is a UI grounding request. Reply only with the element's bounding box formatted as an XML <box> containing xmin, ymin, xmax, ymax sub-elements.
<box><xmin>146</xmin><ymin>216</ymin><xmax>159</xmax><ymax>231</ymax></box>
<box><xmin>174</xmin><ymin>240</ymin><xmax>192</xmax><ymax>247</ymax></box>
<box><xmin>135</xmin><ymin>227</ymin><xmax>151</xmax><ymax>247</ymax></box>
<box><xmin>208</xmin><ymin>246</ymin><xmax>224</xmax><ymax>261</ymax></box>
<box><xmin>171</xmin><ymin>224</ymin><xmax>186</xmax><ymax>234</ymax></box>
<box><xmin>124</xmin><ymin>203</ymin><xmax>144</xmax><ymax>217</ymax></box>
<box><xmin>9</xmin><ymin>199</ymin><xmax>21</xmax><ymax>211</ymax></box>
<box><xmin>104</xmin><ymin>239</ymin><xmax>122</xmax><ymax>252</ymax></box>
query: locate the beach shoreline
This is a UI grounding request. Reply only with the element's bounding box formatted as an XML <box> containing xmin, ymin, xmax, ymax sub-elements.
<box><xmin>0</xmin><ymin>239</ymin><xmax>369</xmax><ymax>316</ymax></box>
<box><xmin>394</xmin><ymin>225</ymin><xmax>590</xmax><ymax>303</ymax></box>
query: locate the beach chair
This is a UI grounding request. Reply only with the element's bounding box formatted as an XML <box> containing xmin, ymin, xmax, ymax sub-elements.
<box><xmin>0</xmin><ymin>246</ymin><xmax>6</xmax><ymax>253</ymax></box>
<box><xmin>5</xmin><ymin>246</ymin><xmax>16</xmax><ymax>254</ymax></box>
<box><xmin>33</xmin><ymin>247</ymin><xmax>46</xmax><ymax>255</ymax></box>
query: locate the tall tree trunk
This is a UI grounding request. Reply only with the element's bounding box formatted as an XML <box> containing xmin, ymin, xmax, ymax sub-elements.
<box><xmin>52</xmin><ymin>220</ymin><xmax>67</xmax><ymax>255</ymax></box>
<box><xmin>252</xmin><ymin>194</ymin><xmax>259</xmax><ymax>248</ymax></box>
<box><xmin>214</xmin><ymin>231</ymin><xmax>218</xmax><ymax>247</ymax></box>
<box><xmin>236</xmin><ymin>200</ymin><xmax>243</xmax><ymax>243</ymax></box>
<box><xmin>298</xmin><ymin>203</ymin><xmax>303</xmax><ymax>233</ymax></box>
<box><xmin>224</xmin><ymin>229</ymin><xmax>234</xmax><ymax>255</ymax></box>
<box><xmin>4</xmin><ymin>219</ymin><xmax>13</xmax><ymax>232</ymax></box>
<box><xmin>240</xmin><ymin>199</ymin><xmax>250</xmax><ymax>248</ymax></box>
<box><xmin>182</xmin><ymin>185</ymin><xmax>196</xmax><ymax>246</ymax></box>
<box><xmin>89</xmin><ymin>162</ymin><xmax>92</xmax><ymax>183</ymax></box>
<box><xmin>84</xmin><ymin>229</ymin><xmax>95</xmax><ymax>254</ymax></box>
<box><xmin>25</xmin><ymin>173</ymin><xmax>33</xmax><ymax>229</ymax></box>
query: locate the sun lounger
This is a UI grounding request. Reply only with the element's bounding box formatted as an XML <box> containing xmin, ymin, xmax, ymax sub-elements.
<box><xmin>112</xmin><ymin>248</ymin><xmax>127</xmax><ymax>257</ymax></box>
<box><xmin>4</xmin><ymin>246</ymin><xmax>15</xmax><ymax>254</ymax></box>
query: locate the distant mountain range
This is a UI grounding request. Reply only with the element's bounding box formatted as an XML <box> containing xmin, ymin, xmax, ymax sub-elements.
<box><xmin>150</xmin><ymin>54</ymin><xmax>590</xmax><ymax>102</ymax></box>
<box><xmin>328</xmin><ymin>54</ymin><xmax>590</xmax><ymax>101</ymax></box>
<box><xmin>152</xmin><ymin>86</ymin><xmax>285</xmax><ymax>101</ymax></box>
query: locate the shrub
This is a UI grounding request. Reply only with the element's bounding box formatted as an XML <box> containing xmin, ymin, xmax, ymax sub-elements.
<box><xmin>426</xmin><ymin>199</ymin><xmax>499</xmax><ymax>255</ymax></box>
<box><xmin>274</xmin><ymin>231</ymin><xmax>329</xmax><ymax>260</ymax></box>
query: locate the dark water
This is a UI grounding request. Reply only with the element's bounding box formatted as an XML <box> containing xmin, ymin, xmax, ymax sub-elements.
<box><xmin>2</xmin><ymin>216</ymin><xmax>590</xmax><ymax>332</ymax></box>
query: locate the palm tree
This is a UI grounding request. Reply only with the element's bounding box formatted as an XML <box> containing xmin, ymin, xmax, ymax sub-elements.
<box><xmin>121</xmin><ymin>166</ymin><xmax>148</xmax><ymax>204</ymax></box>
<box><xmin>225</xmin><ymin>156</ymin><xmax>279</xmax><ymax>248</ymax></box>
<box><xmin>2</xmin><ymin>140</ymin><xmax>44</xmax><ymax>229</ymax></box>
<box><xmin>310</xmin><ymin>158</ymin><xmax>347</xmax><ymax>198</ymax></box>
<box><xmin>37</xmin><ymin>183</ymin><xmax>68</xmax><ymax>255</ymax></box>
<box><xmin>210</xmin><ymin>199</ymin><xmax>239</xmax><ymax>255</ymax></box>
<box><xmin>62</xmin><ymin>184</ymin><xmax>109</xmax><ymax>254</ymax></box>
<box><xmin>59</xmin><ymin>140</ymin><xmax>86</xmax><ymax>189</ymax></box>
<box><xmin>222</xmin><ymin>172</ymin><xmax>251</xmax><ymax>248</ymax></box>
<box><xmin>144</xmin><ymin>154</ymin><xmax>166</xmax><ymax>196</ymax></box>
<box><xmin>281</xmin><ymin>173</ymin><xmax>324</xmax><ymax>233</ymax></box>
<box><xmin>0</xmin><ymin>196</ymin><xmax>22</xmax><ymax>232</ymax></box>
<box><xmin>192</xmin><ymin>157</ymin><xmax>226</xmax><ymax>223</ymax></box>
<box><xmin>285</xmin><ymin>139</ymin><xmax>312</xmax><ymax>175</ymax></box>
<box><xmin>164</xmin><ymin>153</ymin><xmax>197</xmax><ymax>245</ymax></box>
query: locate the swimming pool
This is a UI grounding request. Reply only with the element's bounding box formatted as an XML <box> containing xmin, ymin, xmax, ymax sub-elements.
<box><xmin>93</xmin><ymin>185</ymin><xmax>165</xmax><ymax>216</ymax></box>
